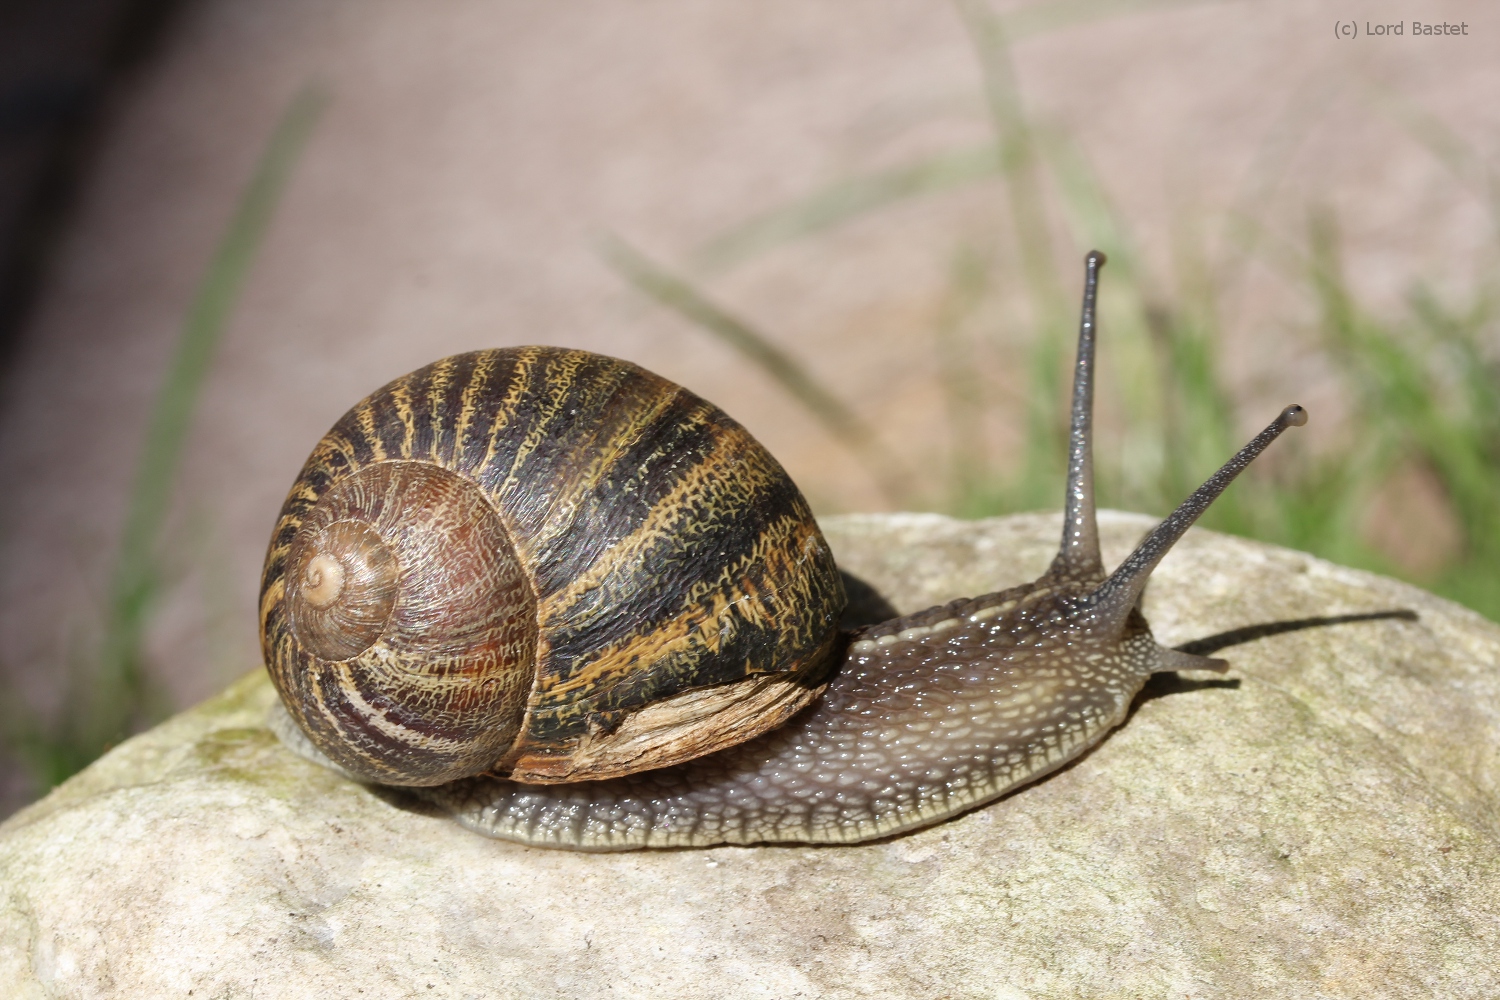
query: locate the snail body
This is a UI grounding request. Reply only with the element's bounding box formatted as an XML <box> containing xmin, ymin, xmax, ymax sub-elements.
<box><xmin>265</xmin><ymin>252</ymin><xmax>1307</xmax><ymax>850</ymax></box>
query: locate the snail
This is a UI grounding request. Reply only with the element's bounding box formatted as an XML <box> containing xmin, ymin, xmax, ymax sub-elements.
<box><xmin>264</xmin><ymin>250</ymin><xmax>1308</xmax><ymax>851</ymax></box>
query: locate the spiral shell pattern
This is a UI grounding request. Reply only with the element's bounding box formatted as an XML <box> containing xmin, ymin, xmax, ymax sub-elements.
<box><xmin>261</xmin><ymin>347</ymin><xmax>845</xmax><ymax>786</ymax></box>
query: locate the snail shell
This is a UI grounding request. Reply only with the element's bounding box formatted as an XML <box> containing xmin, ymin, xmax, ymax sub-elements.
<box><xmin>260</xmin><ymin>348</ymin><xmax>844</xmax><ymax>786</ymax></box>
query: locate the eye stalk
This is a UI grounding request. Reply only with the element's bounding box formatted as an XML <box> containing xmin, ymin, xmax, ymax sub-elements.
<box><xmin>1090</xmin><ymin>399</ymin><xmax>1308</xmax><ymax>627</ymax></box>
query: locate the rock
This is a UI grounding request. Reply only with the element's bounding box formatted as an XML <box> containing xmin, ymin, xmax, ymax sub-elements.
<box><xmin>2</xmin><ymin>511</ymin><xmax>1498</xmax><ymax>998</ymax></box>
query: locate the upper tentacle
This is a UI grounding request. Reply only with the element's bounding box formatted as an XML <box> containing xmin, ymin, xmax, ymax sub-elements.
<box><xmin>1089</xmin><ymin>404</ymin><xmax>1307</xmax><ymax>630</ymax></box>
<box><xmin>1047</xmin><ymin>250</ymin><xmax>1107</xmax><ymax>586</ymax></box>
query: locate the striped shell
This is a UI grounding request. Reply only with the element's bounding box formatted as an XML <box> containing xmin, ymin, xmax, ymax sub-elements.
<box><xmin>259</xmin><ymin>347</ymin><xmax>845</xmax><ymax>787</ymax></box>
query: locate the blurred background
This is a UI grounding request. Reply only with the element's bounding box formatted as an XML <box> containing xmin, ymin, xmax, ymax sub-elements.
<box><xmin>0</xmin><ymin>0</ymin><xmax>1494</xmax><ymax>818</ymax></box>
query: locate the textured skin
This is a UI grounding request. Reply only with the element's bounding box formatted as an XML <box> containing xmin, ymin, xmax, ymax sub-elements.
<box><xmin>418</xmin><ymin>577</ymin><xmax>1167</xmax><ymax>850</ymax></box>
<box><xmin>261</xmin><ymin>347</ymin><xmax>845</xmax><ymax>785</ymax></box>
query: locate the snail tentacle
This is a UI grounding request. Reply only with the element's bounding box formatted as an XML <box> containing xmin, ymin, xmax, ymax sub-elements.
<box><xmin>1049</xmin><ymin>248</ymin><xmax>1106</xmax><ymax>587</ymax></box>
<box><xmin>1088</xmin><ymin>403</ymin><xmax>1307</xmax><ymax>630</ymax></box>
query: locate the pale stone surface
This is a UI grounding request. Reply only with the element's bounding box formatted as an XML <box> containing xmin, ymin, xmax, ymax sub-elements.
<box><xmin>2</xmin><ymin>511</ymin><xmax>1498</xmax><ymax>998</ymax></box>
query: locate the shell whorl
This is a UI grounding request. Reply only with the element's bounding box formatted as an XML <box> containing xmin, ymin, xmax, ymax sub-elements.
<box><xmin>260</xmin><ymin>347</ymin><xmax>846</xmax><ymax>787</ymax></box>
<box><xmin>277</xmin><ymin>461</ymin><xmax>536</xmax><ymax>785</ymax></box>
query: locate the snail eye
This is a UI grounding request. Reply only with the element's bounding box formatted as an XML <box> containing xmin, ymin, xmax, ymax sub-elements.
<box><xmin>289</xmin><ymin>519</ymin><xmax>399</xmax><ymax>661</ymax></box>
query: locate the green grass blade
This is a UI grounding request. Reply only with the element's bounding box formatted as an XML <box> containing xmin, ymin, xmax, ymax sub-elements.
<box><xmin>689</xmin><ymin>0</ymin><xmax>1225</xmax><ymax>276</ymax></box>
<box><xmin>952</xmin><ymin>0</ymin><xmax>1060</xmax><ymax>311</ymax></box>
<box><xmin>602</xmin><ymin>236</ymin><xmax>912</xmax><ymax>504</ymax></box>
<box><xmin>690</xmin><ymin>146</ymin><xmax>1001</xmax><ymax>272</ymax></box>
<box><xmin>22</xmin><ymin>83</ymin><xmax>327</xmax><ymax>787</ymax></box>
<box><xmin>998</xmin><ymin>0</ymin><xmax>1225</xmax><ymax>40</ymax></box>
<box><xmin>933</xmin><ymin>246</ymin><xmax>992</xmax><ymax>513</ymax></box>
<box><xmin>1369</xmin><ymin>85</ymin><xmax>1500</xmax><ymax>243</ymax></box>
